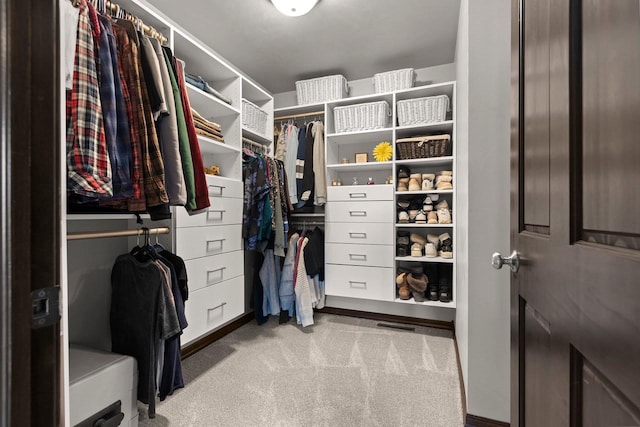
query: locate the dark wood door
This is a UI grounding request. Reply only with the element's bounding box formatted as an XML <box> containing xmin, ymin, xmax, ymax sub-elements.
<box><xmin>0</xmin><ymin>0</ymin><xmax>61</xmax><ymax>426</ymax></box>
<box><xmin>510</xmin><ymin>0</ymin><xmax>640</xmax><ymax>425</ymax></box>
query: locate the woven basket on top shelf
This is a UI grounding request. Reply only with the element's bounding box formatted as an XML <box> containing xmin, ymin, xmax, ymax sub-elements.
<box><xmin>333</xmin><ymin>100</ymin><xmax>391</xmax><ymax>133</ymax></box>
<box><xmin>373</xmin><ymin>68</ymin><xmax>415</xmax><ymax>93</ymax></box>
<box><xmin>241</xmin><ymin>98</ymin><xmax>268</xmax><ymax>137</ymax></box>
<box><xmin>397</xmin><ymin>95</ymin><xmax>450</xmax><ymax>126</ymax></box>
<box><xmin>296</xmin><ymin>74</ymin><xmax>349</xmax><ymax>105</ymax></box>
<box><xmin>396</xmin><ymin>134</ymin><xmax>451</xmax><ymax>160</ymax></box>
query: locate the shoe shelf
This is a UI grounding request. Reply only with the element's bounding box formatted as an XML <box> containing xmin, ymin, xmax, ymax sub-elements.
<box><xmin>394</xmin><ymin>298</ymin><xmax>456</xmax><ymax>309</ymax></box>
<box><xmin>395</xmin><ymin>156</ymin><xmax>454</xmax><ymax>167</ymax></box>
<box><xmin>396</xmin><ymin>189</ymin><xmax>454</xmax><ymax>196</ymax></box>
<box><xmin>395</xmin><ymin>256</ymin><xmax>454</xmax><ymax>263</ymax></box>
<box><xmin>395</xmin><ymin>120</ymin><xmax>454</xmax><ymax>137</ymax></box>
<box><xmin>396</xmin><ymin>223</ymin><xmax>454</xmax><ymax>228</ymax></box>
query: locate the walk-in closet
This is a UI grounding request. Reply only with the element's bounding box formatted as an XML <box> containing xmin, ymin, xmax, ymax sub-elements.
<box><xmin>20</xmin><ymin>0</ymin><xmax>512</xmax><ymax>425</ymax></box>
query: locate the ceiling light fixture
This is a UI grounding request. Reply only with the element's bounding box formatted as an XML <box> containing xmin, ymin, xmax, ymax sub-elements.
<box><xmin>270</xmin><ymin>0</ymin><xmax>319</xmax><ymax>17</ymax></box>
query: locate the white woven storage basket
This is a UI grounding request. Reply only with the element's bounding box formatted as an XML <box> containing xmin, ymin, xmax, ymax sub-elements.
<box><xmin>333</xmin><ymin>101</ymin><xmax>391</xmax><ymax>133</ymax></box>
<box><xmin>373</xmin><ymin>68</ymin><xmax>415</xmax><ymax>93</ymax></box>
<box><xmin>296</xmin><ymin>75</ymin><xmax>349</xmax><ymax>105</ymax></box>
<box><xmin>242</xmin><ymin>98</ymin><xmax>268</xmax><ymax>136</ymax></box>
<box><xmin>397</xmin><ymin>95</ymin><xmax>450</xmax><ymax>126</ymax></box>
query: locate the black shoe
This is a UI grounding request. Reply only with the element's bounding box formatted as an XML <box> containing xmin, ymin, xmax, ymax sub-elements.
<box><xmin>396</xmin><ymin>244</ymin><xmax>410</xmax><ymax>257</ymax></box>
<box><xmin>438</xmin><ymin>264</ymin><xmax>452</xmax><ymax>303</ymax></box>
<box><xmin>427</xmin><ymin>283</ymin><xmax>439</xmax><ymax>301</ymax></box>
<box><xmin>398</xmin><ymin>165</ymin><xmax>411</xmax><ymax>179</ymax></box>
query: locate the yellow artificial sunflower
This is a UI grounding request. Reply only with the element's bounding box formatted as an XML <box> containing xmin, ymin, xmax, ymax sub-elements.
<box><xmin>373</xmin><ymin>141</ymin><xmax>393</xmax><ymax>162</ymax></box>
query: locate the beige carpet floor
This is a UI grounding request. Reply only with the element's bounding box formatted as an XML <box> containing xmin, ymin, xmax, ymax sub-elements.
<box><xmin>139</xmin><ymin>313</ymin><xmax>464</xmax><ymax>427</ymax></box>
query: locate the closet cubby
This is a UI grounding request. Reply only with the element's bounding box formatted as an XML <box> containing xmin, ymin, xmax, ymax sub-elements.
<box><xmin>242</xmin><ymin>79</ymin><xmax>274</xmax><ymax>144</ymax></box>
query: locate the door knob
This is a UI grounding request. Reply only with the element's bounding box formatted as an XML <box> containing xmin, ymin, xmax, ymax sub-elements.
<box><xmin>491</xmin><ymin>250</ymin><xmax>520</xmax><ymax>273</ymax></box>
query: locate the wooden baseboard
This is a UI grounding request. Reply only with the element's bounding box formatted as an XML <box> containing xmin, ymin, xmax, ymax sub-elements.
<box><xmin>316</xmin><ymin>306</ymin><xmax>454</xmax><ymax>331</ymax></box>
<box><xmin>180</xmin><ymin>312</ymin><xmax>254</xmax><ymax>360</ymax></box>
<box><xmin>466</xmin><ymin>414</ymin><xmax>510</xmax><ymax>427</ymax></box>
<box><xmin>453</xmin><ymin>332</ymin><xmax>468</xmax><ymax>418</ymax></box>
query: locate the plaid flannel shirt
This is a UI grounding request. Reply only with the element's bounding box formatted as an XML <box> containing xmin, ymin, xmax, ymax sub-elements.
<box><xmin>66</xmin><ymin>0</ymin><xmax>112</xmax><ymax>197</ymax></box>
<box><xmin>95</xmin><ymin>11</ymin><xmax>133</xmax><ymax>200</ymax></box>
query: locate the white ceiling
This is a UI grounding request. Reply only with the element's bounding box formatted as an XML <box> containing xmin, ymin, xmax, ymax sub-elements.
<box><xmin>147</xmin><ymin>0</ymin><xmax>461</xmax><ymax>94</ymax></box>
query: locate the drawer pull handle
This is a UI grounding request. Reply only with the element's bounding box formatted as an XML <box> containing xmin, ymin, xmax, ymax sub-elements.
<box><xmin>208</xmin><ymin>209</ymin><xmax>226</xmax><ymax>213</ymax></box>
<box><xmin>208</xmin><ymin>184</ymin><xmax>226</xmax><ymax>196</ymax></box>
<box><xmin>349</xmin><ymin>192</ymin><xmax>367</xmax><ymax>198</ymax></box>
<box><xmin>349</xmin><ymin>254</ymin><xmax>367</xmax><ymax>260</ymax></box>
<box><xmin>349</xmin><ymin>211</ymin><xmax>367</xmax><ymax>216</ymax></box>
<box><xmin>206</xmin><ymin>267</ymin><xmax>227</xmax><ymax>284</ymax></box>
<box><xmin>348</xmin><ymin>232</ymin><xmax>367</xmax><ymax>239</ymax></box>
<box><xmin>207</xmin><ymin>302</ymin><xmax>227</xmax><ymax>313</ymax></box>
<box><xmin>206</xmin><ymin>238</ymin><xmax>226</xmax><ymax>252</ymax></box>
<box><xmin>349</xmin><ymin>281</ymin><xmax>367</xmax><ymax>289</ymax></box>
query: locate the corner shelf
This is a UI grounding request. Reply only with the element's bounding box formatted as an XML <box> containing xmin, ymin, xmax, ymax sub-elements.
<box><xmin>242</xmin><ymin>127</ymin><xmax>272</xmax><ymax>146</ymax></box>
<box><xmin>197</xmin><ymin>135</ymin><xmax>241</xmax><ymax>155</ymax></box>
<box><xmin>186</xmin><ymin>84</ymin><xmax>240</xmax><ymax>119</ymax></box>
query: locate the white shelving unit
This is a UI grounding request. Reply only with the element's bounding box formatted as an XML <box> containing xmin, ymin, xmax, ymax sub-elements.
<box><xmin>318</xmin><ymin>81</ymin><xmax>457</xmax><ymax>309</ymax></box>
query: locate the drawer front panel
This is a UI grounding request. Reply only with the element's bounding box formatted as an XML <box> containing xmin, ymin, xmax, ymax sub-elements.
<box><xmin>325</xmin><ymin>264</ymin><xmax>393</xmax><ymax>301</ymax></box>
<box><xmin>184</xmin><ymin>250</ymin><xmax>244</xmax><ymax>292</ymax></box>
<box><xmin>325</xmin><ymin>243</ymin><xmax>394</xmax><ymax>268</ymax></box>
<box><xmin>325</xmin><ymin>222</ymin><xmax>393</xmax><ymax>245</ymax></box>
<box><xmin>175</xmin><ymin>197</ymin><xmax>243</xmax><ymax>228</ymax></box>
<box><xmin>327</xmin><ymin>185</ymin><xmax>394</xmax><ymax>202</ymax></box>
<box><xmin>181</xmin><ymin>275</ymin><xmax>244</xmax><ymax>346</ymax></box>
<box><xmin>326</xmin><ymin>201</ymin><xmax>392</xmax><ymax>223</ymax></box>
<box><xmin>175</xmin><ymin>225</ymin><xmax>242</xmax><ymax>260</ymax></box>
<box><xmin>206</xmin><ymin>175</ymin><xmax>243</xmax><ymax>199</ymax></box>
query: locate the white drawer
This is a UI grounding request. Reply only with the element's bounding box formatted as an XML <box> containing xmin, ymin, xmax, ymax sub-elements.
<box><xmin>325</xmin><ymin>264</ymin><xmax>393</xmax><ymax>301</ymax></box>
<box><xmin>326</xmin><ymin>201</ymin><xmax>392</xmax><ymax>223</ymax></box>
<box><xmin>325</xmin><ymin>243</ymin><xmax>394</xmax><ymax>268</ymax></box>
<box><xmin>175</xmin><ymin>197</ymin><xmax>243</xmax><ymax>227</ymax></box>
<box><xmin>184</xmin><ymin>250</ymin><xmax>244</xmax><ymax>292</ymax></box>
<box><xmin>175</xmin><ymin>225</ymin><xmax>242</xmax><ymax>260</ymax></box>
<box><xmin>327</xmin><ymin>184</ymin><xmax>394</xmax><ymax>202</ymax></box>
<box><xmin>181</xmin><ymin>275</ymin><xmax>244</xmax><ymax>346</ymax></box>
<box><xmin>206</xmin><ymin>175</ymin><xmax>243</xmax><ymax>199</ymax></box>
<box><xmin>325</xmin><ymin>222</ymin><xmax>393</xmax><ymax>245</ymax></box>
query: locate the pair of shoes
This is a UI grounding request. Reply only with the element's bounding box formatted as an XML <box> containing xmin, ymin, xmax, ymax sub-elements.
<box><xmin>397</xmin><ymin>265</ymin><xmax>428</xmax><ymax>302</ymax></box>
<box><xmin>410</xmin><ymin>233</ymin><xmax>426</xmax><ymax>257</ymax></box>
<box><xmin>397</xmin><ymin>177</ymin><xmax>409</xmax><ymax>192</ymax></box>
<box><xmin>435</xmin><ymin>171</ymin><xmax>453</xmax><ymax>190</ymax></box>
<box><xmin>396</xmin><ymin>231</ymin><xmax>410</xmax><ymax>256</ymax></box>
<box><xmin>439</xmin><ymin>233</ymin><xmax>453</xmax><ymax>258</ymax></box>
<box><xmin>422</xmin><ymin>194</ymin><xmax>439</xmax><ymax>211</ymax></box>
<box><xmin>424</xmin><ymin>233</ymin><xmax>453</xmax><ymax>258</ymax></box>
<box><xmin>408</xmin><ymin>173</ymin><xmax>422</xmax><ymax>191</ymax></box>
<box><xmin>435</xmin><ymin>200</ymin><xmax>452</xmax><ymax>224</ymax></box>
<box><xmin>424</xmin><ymin>264</ymin><xmax>453</xmax><ymax>302</ymax></box>
<box><xmin>396</xmin><ymin>271</ymin><xmax>411</xmax><ymax>300</ymax></box>
<box><xmin>422</xmin><ymin>174</ymin><xmax>435</xmax><ymax>191</ymax></box>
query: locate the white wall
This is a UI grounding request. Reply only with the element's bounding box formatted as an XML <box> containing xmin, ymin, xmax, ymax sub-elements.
<box><xmin>274</xmin><ymin>63</ymin><xmax>456</xmax><ymax>108</ymax></box>
<box><xmin>456</xmin><ymin>0</ymin><xmax>511</xmax><ymax>422</ymax></box>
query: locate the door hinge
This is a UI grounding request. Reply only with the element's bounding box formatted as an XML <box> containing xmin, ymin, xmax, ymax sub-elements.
<box><xmin>31</xmin><ymin>287</ymin><xmax>61</xmax><ymax>329</ymax></box>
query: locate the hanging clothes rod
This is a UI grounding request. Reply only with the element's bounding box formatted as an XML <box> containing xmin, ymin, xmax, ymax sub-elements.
<box><xmin>72</xmin><ymin>0</ymin><xmax>168</xmax><ymax>44</ymax></box>
<box><xmin>242</xmin><ymin>137</ymin><xmax>268</xmax><ymax>152</ymax></box>
<box><xmin>67</xmin><ymin>227</ymin><xmax>170</xmax><ymax>241</ymax></box>
<box><xmin>274</xmin><ymin>110</ymin><xmax>325</xmax><ymax>121</ymax></box>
